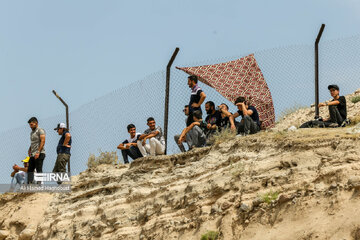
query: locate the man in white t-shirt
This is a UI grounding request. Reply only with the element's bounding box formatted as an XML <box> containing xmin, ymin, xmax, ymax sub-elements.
<box><xmin>137</xmin><ymin>117</ymin><xmax>165</xmax><ymax>157</ymax></box>
<box><xmin>117</xmin><ymin>124</ymin><xmax>143</xmax><ymax>164</ymax></box>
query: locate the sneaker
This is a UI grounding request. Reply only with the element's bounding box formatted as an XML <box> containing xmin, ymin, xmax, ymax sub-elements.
<box><xmin>328</xmin><ymin>123</ymin><xmax>339</xmax><ymax>128</ymax></box>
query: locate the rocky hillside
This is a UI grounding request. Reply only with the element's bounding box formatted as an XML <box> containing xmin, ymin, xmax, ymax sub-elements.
<box><xmin>0</xmin><ymin>89</ymin><xmax>360</xmax><ymax>240</ymax></box>
<box><xmin>1</xmin><ymin>126</ymin><xmax>360</xmax><ymax>240</ymax></box>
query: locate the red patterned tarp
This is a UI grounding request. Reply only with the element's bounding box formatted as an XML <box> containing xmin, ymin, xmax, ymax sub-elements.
<box><xmin>176</xmin><ymin>54</ymin><xmax>275</xmax><ymax>129</ymax></box>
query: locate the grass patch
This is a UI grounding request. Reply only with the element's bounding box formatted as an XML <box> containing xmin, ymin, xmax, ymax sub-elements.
<box><xmin>351</xmin><ymin>96</ymin><xmax>360</xmax><ymax>104</ymax></box>
<box><xmin>87</xmin><ymin>150</ymin><xmax>118</xmax><ymax>168</ymax></box>
<box><xmin>260</xmin><ymin>191</ymin><xmax>279</xmax><ymax>204</ymax></box>
<box><xmin>201</xmin><ymin>231</ymin><xmax>219</xmax><ymax>240</ymax></box>
<box><xmin>277</xmin><ymin>103</ymin><xmax>307</xmax><ymax>121</ymax></box>
<box><xmin>209</xmin><ymin>128</ymin><xmax>236</xmax><ymax>145</ymax></box>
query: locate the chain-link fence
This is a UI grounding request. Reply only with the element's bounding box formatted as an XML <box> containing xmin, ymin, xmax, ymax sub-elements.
<box><xmin>1</xmin><ymin>35</ymin><xmax>360</xmax><ymax>184</ymax></box>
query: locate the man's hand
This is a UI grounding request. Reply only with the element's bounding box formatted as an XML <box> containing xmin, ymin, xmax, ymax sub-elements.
<box><xmin>230</xmin><ymin>124</ymin><xmax>236</xmax><ymax>132</ymax></box>
<box><xmin>191</xmin><ymin>103</ymin><xmax>200</xmax><ymax>108</ymax></box>
<box><xmin>207</xmin><ymin>123</ymin><xmax>212</xmax><ymax>129</ymax></box>
<box><xmin>34</xmin><ymin>153</ymin><xmax>39</xmax><ymax>159</ymax></box>
<box><xmin>142</xmin><ymin>139</ymin><xmax>147</xmax><ymax>146</ymax></box>
<box><xmin>178</xmin><ymin>136</ymin><xmax>185</xmax><ymax>144</ymax></box>
<box><xmin>318</xmin><ymin>102</ymin><xmax>326</xmax><ymax>108</ymax></box>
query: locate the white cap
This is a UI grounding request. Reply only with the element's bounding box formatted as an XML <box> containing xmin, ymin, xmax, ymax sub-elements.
<box><xmin>54</xmin><ymin>122</ymin><xmax>66</xmax><ymax>130</ymax></box>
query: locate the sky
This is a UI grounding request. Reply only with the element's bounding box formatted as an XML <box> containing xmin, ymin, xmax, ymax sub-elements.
<box><xmin>1</xmin><ymin>0</ymin><xmax>360</xmax><ymax>133</ymax></box>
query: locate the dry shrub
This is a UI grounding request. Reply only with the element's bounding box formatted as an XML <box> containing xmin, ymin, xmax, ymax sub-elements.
<box><xmin>87</xmin><ymin>150</ymin><xmax>118</xmax><ymax>169</ymax></box>
<box><xmin>351</xmin><ymin>96</ymin><xmax>360</xmax><ymax>104</ymax></box>
<box><xmin>201</xmin><ymin>231</ymin><xmax>219</xmax><ymax>240</ymax></box>
<box><xmin>209</xmin><ymin>128</ymin><xmax>236</xmax><ymax>145</ymax></box>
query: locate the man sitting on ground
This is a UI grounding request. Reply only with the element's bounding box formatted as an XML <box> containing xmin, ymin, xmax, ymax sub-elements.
<box><xmin>117</xmin><ymin>124</ymin><xmax>143</xmax><ymax>164</ymax></box>
<box><xmin>178</xmin><ymin>110</ymin><xmax>207</xmax><ymax>150</ymax></box>
<box><xmin>230</xmin><ymin>97</ymin><xmax>261</xmax><ymax>135</ymax></box>
<box><xmin>218</xmin><ymin>103</ymin><xmax>233</xmax><ymax>130</ymax></box>
<box><xmin>137</xmin><ymin>117</ymin><xmax>165</xmax><ymax>157</ymax></box>
<box><xmin>10</xmin><ymin>157</ymin><xmax>29</xmax><ymax>190</ymax></box>
<box><xmin>174</xmin><ymin>105</ymin><xmax>190</xmax><ymax>152</ymax></box>
<box><xmin>204</xmin><ymin>101</ymin><xmax>222</xmax><ymax>137</ymax></box>
<box><xmin>300</xmin><ymin>84</ymin><xmax>347</xmax><ymax>128</ymax></box>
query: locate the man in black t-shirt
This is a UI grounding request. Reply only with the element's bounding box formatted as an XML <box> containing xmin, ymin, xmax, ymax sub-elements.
<box><xmin>218</xmin><ymin>103</ymin><xmax>233</xmax><ymax>130</ymax></box>
<box><xmin>204</xmin><ymin>101</ymin><xmax>222</xmax><ymax>137</ymax></box>
<box><xmin>117</xmin><ymin>124</ymin><xmax>143</xmax><ymax>164</ymax></box>
<box><xmin>230</xmin><ymin>97</ymin><xmax>261</xmax><ymax>135</ymax></box>
<box><xmin>300</xmin><ymin>84</ymin><xmax>347</xmax><ymax>128</ymax></box>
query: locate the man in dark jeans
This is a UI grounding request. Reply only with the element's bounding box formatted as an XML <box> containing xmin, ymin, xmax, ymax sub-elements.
<box><xmin>53</xmin><ymin>123</ymin><xmax>72</xmax><ymax>184</ymax></box>
<box><xmin>27</xmin><ymin>117</ymin><xmax>46</xmax><ymax>184</ymax></box>
<box><xmin>187</xmin><ymin>75</ymin><xmax>206</xmax><ymax>127</ymax></box>
<box><xmin>178</xmin><ymin>110</ymin><xmax>207</xmax><ymax>150</ymax></box>
<box><xmin>300</xmin><ymin>84</ymin><xmax>347</xmax><ymax>128</ymax></box>
<box><xmin>117</xmin><ymin>124</ymin><xmax>143</xmax><ymax>164</ymax></box>
<box><xmin>230</xmin><ymin>97</ymin><xmax>261</xmax><ymax>135</ymax></box>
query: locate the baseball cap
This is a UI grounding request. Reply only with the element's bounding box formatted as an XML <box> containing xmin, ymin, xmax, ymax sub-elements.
<box><xmin>54</xmin><ymin>123</ymin><xmax>66</xmax><ymax>130</ymax></box>
<box><xmin>328</xmin><ymin>84</ymin><xmax>339</xmax><ymax>91</ymax></box>
<box><xmin>22</xmin><ymin>157</ymin><xmax>30</xmax><ymax>163</ymax></box>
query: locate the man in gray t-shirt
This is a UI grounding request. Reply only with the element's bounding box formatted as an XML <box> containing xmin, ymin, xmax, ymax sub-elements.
<box><xmin>137</xmin><ymin>117</ymin><xmax>165</xmax><ymax>157</ymax></box>
<box><xmin>27</xmin><ymin>117</ymin><xmax>46</xmax><ymax>184</ymax></box>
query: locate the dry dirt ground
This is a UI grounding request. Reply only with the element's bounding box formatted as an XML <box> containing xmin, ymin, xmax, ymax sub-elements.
<box><xmin>1</xmin><ymin>127</ymin><xmax>360</xmax><ymax>240</ymax></box>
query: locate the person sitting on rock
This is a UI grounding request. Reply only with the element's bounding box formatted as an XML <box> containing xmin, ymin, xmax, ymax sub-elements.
<box><xmin>137</xmin><ymin>117</ymin><xmax>165</xmax><ymax>157</ymax></box>
<box><xmin>218</xmin><ymin>103</ymin><xmax>233</xmax><ymax>130</ymax></box>
<box><xmin>300</xmin><ymin>84</ymin><xmax>348</xmax><ymax>128</ymax></box>
<box><xmin>174</xmin><ymin>105</ymin><xmax>191</xmax><ymax>152</ymax></box>
<box><xmin>178</xmin><ymin>110</ymin><xmax>207</xmax><ymax>150</ymax></box>
<box><xmin>229</xmin><ymin>96</ymin><xmax>261</xmax><ymax>135</ymax></box>
<box><xmin>10</xmin><ymin>157</ymin><xmax>29</xmax><ymax>190</ymax></box>
<box><xmin>117</xmin><ymin>124</ymin><xmax>143</xmax><ymax>164</ymax></box>
<box><xmin>204</xmin><ymin>101</ymin><xmax>222</xmax><ymax>137</ymax></box>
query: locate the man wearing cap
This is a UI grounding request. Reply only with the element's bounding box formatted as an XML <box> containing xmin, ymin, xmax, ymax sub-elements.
<box><xmin>300</xmin><ymin>84</ymin><xmax>347</xmax><ymax>128</ymax></box>
<box><xmin>10</xmin><ymin>157</ymin><xmax>29</xmax><ymax>189</ymax></box>
<box><xmin>53</xmin><ymin>123</ymin><xmax>71</xmax><ymax>183</ymax></box>
<box><xmin>27</xmin><ymin>117</ymin><xmax>46</xmax><ymax>184</ymax></box>
<box><xmin>229</xmin><ymin>97</ymin><xmax>261</xmax><ymax>135</ymax></box>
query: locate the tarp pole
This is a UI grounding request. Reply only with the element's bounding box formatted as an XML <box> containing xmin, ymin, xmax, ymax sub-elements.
<box><xmin>315</xmin><ymin>24</ymin><xmax>325</xmax><ymax>119</ymax></box>
<box><xmin>52</xmin><ymin>90</ymin><xmax>71</xmax><ymax>174</ymax></box>
<box><xmin>164</xmin><ymin>48</ymin><xmax>180</xmax><ymax>155</ymax></box>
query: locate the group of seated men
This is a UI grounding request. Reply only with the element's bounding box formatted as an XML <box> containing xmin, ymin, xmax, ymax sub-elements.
<box><xmin>117</xmin><ymin>75</ymin><xmax>348</xmax><ymax>164</ymax></box>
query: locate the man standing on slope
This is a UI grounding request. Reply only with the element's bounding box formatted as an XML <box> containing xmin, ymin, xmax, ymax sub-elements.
<box><xmin>187</xmin><ymin>75</ymin><xmax>206</xmax><ymax>126</ymax></box>
<box><xmin>27</xmin><ymin>117</ymin><xmax>46</xmax><ymax>184</ymax></box>
<box><xmin>137</xmin><ymin>117</ymin><xmax>165</xmax><ymax>157</ymax></box>
<box><xmin>53</xmin><ymin>123</ymin><xmax>72</xmax><ymax>184</ymax></box>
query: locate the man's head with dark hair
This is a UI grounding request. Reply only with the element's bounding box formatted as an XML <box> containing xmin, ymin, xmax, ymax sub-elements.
<box><xmin>205</xmin><ymin>101</ymin><xmax>216</xmax><ymax>115</ymax></box>
<box><xmin>28</xmin><ymin>117</ymin><xmax>38</xmax><ymax>130</ymax></box>
<box><xmin>127</xmin><ymin>124</ymin><xmax>136</xmax><ymax>137</ymax></box>
<box><xmin>183</xmin><ymin>105</ymin><xmax>190</xmax><ymax>116</ymax></box>
<box><xmin>147</xmin><ymin>117</ymin><xmax>156</xmax><ymax>130</ymax></box>
<box><xmin>218</xmin><ymin>103</ymin><xmax>229</xmax><ymax>112</ymax></box>
<box><xmin>328</xmin><ymin>84</ymin><xmax>340</xmax><ymax>98</ymax></box>
<box><xmin>192</xmin><ymin>110</ymin><xmax>202</xmax><ymax>121</ymax></box>
<box><xmin>28</xmin><ymin>117</ymin><xmax>38</xmax><ymax>124</ymax></box>
<box><xmin>187</xmin><ymin>75</ymin><xmax>198</xmax><ymax>88</ymax></box>
<box><xmin>234</xmin><ymin>97</ymin><xmax>246</xmax><ymax>105</ymax></box>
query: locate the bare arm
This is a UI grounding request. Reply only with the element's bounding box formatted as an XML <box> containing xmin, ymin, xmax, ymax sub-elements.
<box><xmin>179</xmin><ymin>122</ymin><xmax>199</xmax><ymax>142</ymax></box>
<box><xmin>319</xmin><ymin>100</ymin><xmax>340</xmax><ymax>107</ymax></box>
<box><xmin>38</xmin><ymin>134</ymin><xmax>45</xmax><ymax>153</ymax></box>
<box><xmin>220</xmin><ymin>108</ymin><xmax>232</xmax><ymax>118</ymax></box>
<box><xmin>63</xmin><ymin>133</ymin><xmax>71</xmax><ymax>148</ymax></box>
<box><xmin>198</xmin><ymin>92</ymin><xmax>206</xmax><ymax>106</ymax></box>
<box><xmin>230</xmin><ymin>112</ymin><xmax>240</xmax><ymax>129</ymax></box>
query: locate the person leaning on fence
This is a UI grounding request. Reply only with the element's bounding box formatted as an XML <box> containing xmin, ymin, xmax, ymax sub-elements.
<box><xmin>52</xmin><ymin>123</ymin><xmax>72</xmax><ymax>184</ymax></box>
<box><xmin>300</xmin><ymin>84</ymin><xmax>348</xmax><ymax>128</ymax></box>
<box><xmin>117</xmin><ymin>124</ymin><xmax>143</xmax><ymax>164</ymax></box>
<box><xmin>218</xmin><ymin>103</ymin><xmax>233</xmax><ymax>130</ymax></box>
<box><xmin>174</xmin><ymin>105</ymin><xmax>191</xmax><ymax>152</ymax></box>
<box><xmin>27</xmin><ymin>117</ymin><xmax>46</xmax><ymax>184</ymax></box>
<box><xmin>188</xmin><ymin>75</ymin><xmax>206</xmax><ymax>126</ymax></box>
<box><xmin>137</xmin><ymin>117</ymin><xmax>165</xmax><ymax>157</ymax></box>
<box><xmin>10</xmin><ymin>157</ymin><xmax>29</xmax><ymax>190</ymax></box>
<box><xmin>178</xmin><ymin>110</ymin><xmax>207</xmax><ymax>150</ymax></box>
<box><xmin>205</xmin><ymin>101</ymin><xmax>222</xmax><ymax>137</ymax></box>
<box><xmin>230</xmin><ymin>97</ymin><xmax>261</xmax><ymax>135</ymax></box>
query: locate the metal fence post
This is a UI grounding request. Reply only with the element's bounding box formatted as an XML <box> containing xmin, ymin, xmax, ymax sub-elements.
<box><xmin>164</xmin><ymin>48</ymin><xmax>180</xmax><ymax>155</ymax></box>
<box><xmin>52</xmin><ymin>90</ymin><xmax>71</xmax><ymax>173</ymax></box>
<box><xmin>315</xmin><ymin>24</ymin><xmax>325</xmax><ymax>119</ymax></box>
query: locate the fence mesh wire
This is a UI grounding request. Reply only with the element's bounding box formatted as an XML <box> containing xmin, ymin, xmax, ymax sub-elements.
<box><xmin>1</xmin><ymin>35</ymin><xmax>360</xmax><ymax>184</ymax></box>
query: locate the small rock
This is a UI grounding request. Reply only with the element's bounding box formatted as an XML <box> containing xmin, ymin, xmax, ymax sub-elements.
<box><xmin>288</xmin><ymin>126</ymin><xmax>297</xmax><ymax>131</ymax></box>
<box><xmin>221</xmin><ymin>202</ymin><xmax>232</xmax><ymax>211</ymax></box>
<box><xmin>329</xmin><ymin>183</ymin><xmax>337</xmax><ymax>189</ymax></box>
<box><xmin>348</xmin><ymin>176</ymin><xmax>360</xmax><ymax>189</ymax></box>
<box><xmin>252</xmin><ymin>197</ymin><xmax>264</xmax><ymax>207</ymax></box>
<box><xmin>277</xmin><ymin>194</ymin><xmax>292</xmax><ymax>204</ymax></box>
<box><xmin>19</xmin><ymin>228</ymin><xmax>36</xmax><ymax>240</ymax></box>
<box><xmin>240</xmin><ymin>203</ymin><xmax>250</xmax><ymax>212</ymax></box>
<box><xmin>244</xmin><ymin>220</ymin><xmax>250</xmax><ymax>224</ymax></box>
<box><xmin>0</xmin><ymin>230</ymin><xmax>9</xmax><ymax>240</ymax></box>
